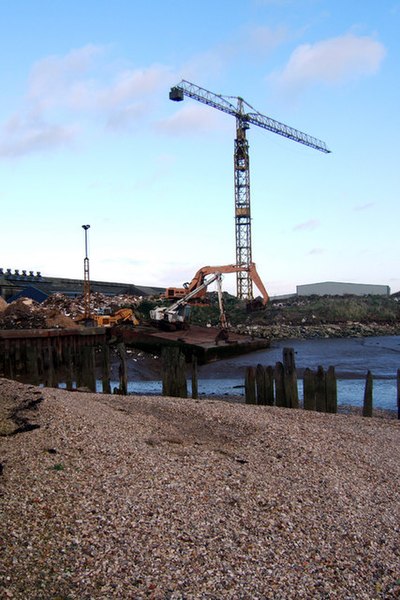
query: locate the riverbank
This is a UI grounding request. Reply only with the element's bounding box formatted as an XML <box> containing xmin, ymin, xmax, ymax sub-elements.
<box><xmin>1</xmin><ymin>377</ymin><xmax>399</xmax><ymax>598</ymax></box>
<box><xmin>233</xmin><ymin>321</ymin><xmax>400</xmax><ymax>340</ymax></box>
<box><xmin>115</xmin><ymin>335</ymin><xmax>400</xmax><ymax>414</ymax></box>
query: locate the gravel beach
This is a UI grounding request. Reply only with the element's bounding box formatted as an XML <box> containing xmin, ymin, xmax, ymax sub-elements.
<box><xmin>1</xmin><ymin>377</ymin><xmax>399</xmax><ymax>599</ymax></box>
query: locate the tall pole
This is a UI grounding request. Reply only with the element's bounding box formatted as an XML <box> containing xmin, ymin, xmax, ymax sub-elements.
<box><xmin>82</xmin><ymin>225</ymin><xmax>90</xmax><ymax>320</ymax></box>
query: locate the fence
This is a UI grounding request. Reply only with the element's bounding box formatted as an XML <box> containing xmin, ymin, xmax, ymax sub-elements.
<box><xmin>245</xmin><ymin>347</ymin><xmax>400</xmax><ymax>419</ymax></box>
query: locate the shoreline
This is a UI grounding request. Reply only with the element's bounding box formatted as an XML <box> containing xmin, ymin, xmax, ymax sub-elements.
<box><xmin>1</xmin><ymin>377</ymin><xmax>399</xmax><ymax>598</ymax></box>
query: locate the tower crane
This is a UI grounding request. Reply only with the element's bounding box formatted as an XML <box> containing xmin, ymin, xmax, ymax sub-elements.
<box><xmin>169</xmin><ymin>80</ymin><xmax>330</xmax><ymax>301</ymax></box>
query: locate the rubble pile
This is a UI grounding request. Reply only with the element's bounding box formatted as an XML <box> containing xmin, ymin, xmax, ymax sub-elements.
<box><xmin>42</xmin><ymin>292</ymin><xmax>141</xmax><ymax>320</ymax></box>
<box><xmin>0</xmin><ymin>298</ymin><xmax>48</xmax><ymax>330</ymax></box>
<box><xmin>0</xmin><ymin>292</ymin><xmax>142</xmax><ymax>330</ymax></box>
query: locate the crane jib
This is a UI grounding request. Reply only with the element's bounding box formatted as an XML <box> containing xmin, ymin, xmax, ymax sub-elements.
<box><xmin>169</xmin><ymin>81</ymin><xmax>330</xmax><ymax>153</ymax></box>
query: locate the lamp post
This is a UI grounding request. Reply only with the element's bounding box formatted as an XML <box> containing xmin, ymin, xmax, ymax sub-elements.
<box><xmin>82</xmin><ymin>225</ymin><xmax>90</xmax><ymax>321</ymax></box>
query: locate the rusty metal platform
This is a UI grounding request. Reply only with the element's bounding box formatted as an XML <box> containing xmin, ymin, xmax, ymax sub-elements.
<box><xmin>0</xmin><ymin>327</ymin><xmax>106</xmax><ymax>340</ymax></box>
<box><xmin>115</xmin><ymin>324</ymin><xmax>270</xmax><ymax>364</ymax></box>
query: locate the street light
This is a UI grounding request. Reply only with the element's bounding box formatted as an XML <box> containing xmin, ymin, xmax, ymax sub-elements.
<box><xmin>82</xmin><ymin>224</ymin><xmax>90</xmax><ymax>258</ymax></box>
<box><xmin>82</xmin><ymin>225</ymin><xmax>90</xmax><ymax>321</ymax></box>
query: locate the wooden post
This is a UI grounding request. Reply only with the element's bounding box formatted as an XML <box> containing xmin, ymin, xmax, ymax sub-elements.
<box><xmin>25</xmin><ymin>342</ymin><xmax>40</xmax><ymax>386</ymax></box>
<box><xmin>191</xmin><ymin>354</ymin><xmax>198</xmax><ymax>399</ymax></box>
<box><xmin>3</xmin><ymin>340</ymin><xmax>14</xmax><ymax>380</ymax></box>
<box><xmin>76</xmin><ymin>344</ymin><xmax>83</xmax><ymax>389</ymax></box>
<box><xmin>101</xmin><ymin>343</ymin><xmax>111</xmax><ymax>394</ymax></box>
<box><xmin>0</xmin><ymin>341</ymin><xmax>4</xmax><ymax>378</ymax></box>
<box><xmin>37</xmin><ymin>339</ymin><xmax>44</xmax><ymax>381</ymax></box>
<box><xmin>53</xmin><ymin>337</ymin><xmax>63</xmax><ymax>385</ymax></box>
<box><xmin>245</xmin><ymin>366</ymin><xmax>257</xmax><ymax>404</ymax></box>
<box><xmin>363</xmin><ymin>370</ymin><xmax>373</xmax><ymax>417</ymax></box>
<box><xmin>303</xmin><ymin>368</ymin><xmax>316</xmax><ymax>411</ymax></box>
<box><xmin>117</xmin><ymin>342</ymin><xmax>128</xmax><ymax>396</ymax></box>
<box><xmin>283</xmin><ymin>348</ymin><xmax>298</xmax><ymax>408</ymax></box>
<box><xmin>397</xmin><ymin>369</ymin><xmax>400</xmax><ymax>420</ymax></box>
<box><xmin>326</xmin><ymin>366</ymin><xmax>337</xmax><ymax>414</ymax></box>
<box><xmin>44</xmin><ymin>340</ymin><xmax>57</xmax><ymax>388</ymax></box>
<box><xmin>14</xmin><ymin>339</ymin><xmax>22</xmax><ymax>379</ymax></box>
<box><xmin>274</xmin><ymin>361</ymin><xmax>286</xmax><ymax>407</ymax></box>
<box><xmin>161</xmin><ymin>347</ymin><xmax>187</xmax><ymax>398</ymax></box>
<box><xmin>64</xmin><ymin>341</ymin><xmax>74</xmax><ymax>391</ymax></box>
<box><xmin>315</xmin><ymin>366</ymin><xmax>326</xmax><ymax>412</ymax></box>
<box><xmin>256</xmin><ymin>364</ymin><xmax>266</xmax><ymax>405</ymax></box>
<box><xmin>82</xmin><ymin>345</ymin><xmax>96</xmax><ymax>392</ymax></box>
<box><xmin>265</xmin><ymin>366</ymin><xmax>274</xmax><ymax>406</ymax></box>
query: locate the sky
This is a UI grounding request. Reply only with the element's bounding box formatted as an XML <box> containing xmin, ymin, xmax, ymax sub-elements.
<box><xmin>0</xmin><ymin>0</ymin><xmax>399</xmax><ymax>297</ymax></box>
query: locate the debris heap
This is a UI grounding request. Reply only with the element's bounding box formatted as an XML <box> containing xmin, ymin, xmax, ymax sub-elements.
<box><xmin>0</xmin><ymin>292</ymin><xmax>142</xmax><ymax>330</ymax></box>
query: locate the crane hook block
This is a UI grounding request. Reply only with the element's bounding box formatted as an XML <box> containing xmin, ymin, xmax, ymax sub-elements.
<box><xmin>169</xmin><ymin>87</ymin><xmax>184</xmax><ymax>101</ymax></box>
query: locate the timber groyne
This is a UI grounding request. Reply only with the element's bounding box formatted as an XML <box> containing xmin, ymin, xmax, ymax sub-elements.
<box><xmin>0</xmin><ymin>328</ymin><xmax>107</xmax><ymax>391</ymax></box>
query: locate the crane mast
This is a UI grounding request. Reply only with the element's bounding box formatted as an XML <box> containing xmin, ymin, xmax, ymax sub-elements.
<box><xmin>234</xmin><ymin>101</ymin><xmax>252</xmax><ymax>298</ymax></box>
<box><xmin>170</xmin><ymin>80</ymin><xmax>330</xmax><ymax>300</ymax></box>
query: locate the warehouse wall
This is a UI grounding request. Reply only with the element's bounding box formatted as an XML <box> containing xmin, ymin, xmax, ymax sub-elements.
<box><xmin>0</xmin><ymin>268</ymin><xmax>164</xmax><ymax>301</ymax></box>
<box><xmin>296</xmin><ymin>282</ymin><xmax>390</xmax><ymax>297</ymax></box>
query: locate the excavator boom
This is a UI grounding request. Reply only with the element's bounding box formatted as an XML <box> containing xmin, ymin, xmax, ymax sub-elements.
<box><xmin>164</xmin><ymin>262</ymin><xmax>269</xmax><ymax>305</ymax></box>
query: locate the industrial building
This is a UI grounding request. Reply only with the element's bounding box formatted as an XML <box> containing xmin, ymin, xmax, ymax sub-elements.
<box><xmin>296</xmin><ymin>282</ymin><xmax>390</xmax><ymax>297</ymax></box>
<box><xmin>0</xmin><ymin>268</ymin><xmax>164</xmax><ymax>303</ymax></box>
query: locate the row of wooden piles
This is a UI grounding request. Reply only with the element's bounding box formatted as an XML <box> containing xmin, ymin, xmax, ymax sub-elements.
<box><xmin>244</xmin><ymin>347</ymin><xmax>400</xmax><ymax>418</ymax></box>
<box><xmin>2</xmin><ymin>337</ymin><xmax>399</xmax><ymax>418</ymax></box>
<box><xmin>0</xmin><ymin>332</ymin><xmax>126</xmax><ymax>395</ymax></box>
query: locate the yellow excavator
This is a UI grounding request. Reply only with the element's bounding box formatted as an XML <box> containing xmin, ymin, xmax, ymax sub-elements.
<box><xmin>92</xmin><ymin>307</ymin><xmax>139</xmax><ymax>327</ymax></box>
<box><xmin>76</xmin><ymin>307</ymin><xmax>139</xmax><ymax>327</ymax></box>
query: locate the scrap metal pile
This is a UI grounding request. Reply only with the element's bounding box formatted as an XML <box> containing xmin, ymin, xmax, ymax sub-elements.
<box><xmin>0</xmin><ymin>292</ymin><xmax>142</xmax><ymax>330</ymax></box>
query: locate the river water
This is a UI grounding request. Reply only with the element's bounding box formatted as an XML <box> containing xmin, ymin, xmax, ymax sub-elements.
<box><xmin>111</xmin><ymin>335</ymin><xmax>400</xmax><ymax>412</ymax></box>
<box><xmin>198</xmin><ymin>335</ymin><xmax>400</xmax><ymax>412</ymax></box>
<box><xmin>98</xmin><ymin>336</ymin><xmax>400</xmax><ymax>410</ymax></box>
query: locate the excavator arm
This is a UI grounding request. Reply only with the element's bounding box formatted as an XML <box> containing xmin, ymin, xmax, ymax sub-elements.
<box><xmin>164</xmin><ymin>262</ymin><xmax>269</xmax><ymax>305</ymax></box>
<box><xmin>248</xmin><ymin>263</ymin><xmax>269</xmax><ymax>305</ymax></box>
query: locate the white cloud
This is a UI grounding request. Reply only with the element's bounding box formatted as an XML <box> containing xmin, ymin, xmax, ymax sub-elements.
<box><xmin>0</xmin><ymin>112</ymin><xmax>77</xmax><ymax>158</ymax></box>
<box><xmin>156</xmin><ymin>103</ymin><xmax>229</xmax><ymax>135</ymax></box>
<box><xmin>293</xmin><ymin>218</ymin><xmax>320</xmax><ymax>231</ymax></box>
<box><xmin>0</xmin><ymin>45</ymin><xmax>176</xmax><ymax>158</ymax></box>
<box><xmin>354</xmin><ymin>201</ymin><xmax>374</xmax><ymax>211</ymax></box>
<box><xmin>28</xmin><ymin>48</ymin><xmax>172</xmax><ymax>116</ymax></box>
<box><xmin>245</xmin><ymin>25</ymin><xmax>289</xmax><ymax>55</ymax></box>
<box><xmin>96</xmin><ymin>65</ymin><xmax>173</xmax><ymax>112</ymax></box>
<box><xmin>181</xmin><ymin>24</ymin><xmax>288</xmax><ymax>84</ymax></box>
<box><xmin>105</xmin><ymin>103</ymin><xmax>147</xmax><ymax>131</ymax></box>
<box><xmin>271</xmin><ymin>33</ymin><xmax>386</xmax><ymax>93</ymax></box>
<box><xmin>27</xmin><ymin>45</ymin><xmax>104</xmax><ymax>110</ymax></box>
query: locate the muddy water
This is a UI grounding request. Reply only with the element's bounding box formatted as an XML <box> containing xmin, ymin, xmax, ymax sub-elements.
<box><xmin>199</xmin><ymin>335</ymin><xmax>400</xmax><ymax>379</ymax></box>
<box><xmin>114</xmin><ymin>336</ymin><xmax>400</xmax><ymax>412</ymax></box>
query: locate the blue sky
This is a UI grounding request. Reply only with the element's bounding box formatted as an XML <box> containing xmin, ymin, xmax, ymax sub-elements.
<box><xmin>0</xmin><ymin>0</ymin><xmax>399</xmax><ymax>296</ymax></box>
